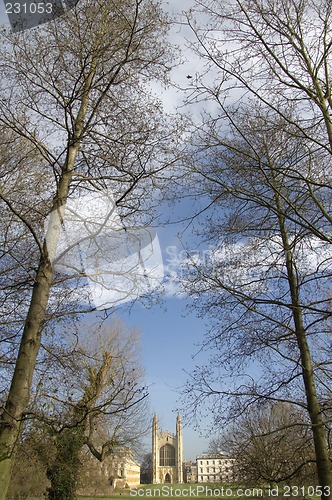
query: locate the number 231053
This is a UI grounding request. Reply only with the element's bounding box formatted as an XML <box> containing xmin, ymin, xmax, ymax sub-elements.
<box><xmin>6</xmin><ymin>3</ymin><xmax>53</xmax><ymax>14</ymax></box>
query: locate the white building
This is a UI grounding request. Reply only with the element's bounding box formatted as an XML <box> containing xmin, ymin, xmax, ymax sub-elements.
<box><xmin>196</xmin><ymin>454</ymin><xmax>236</xmax><ymax>483</ymax></box>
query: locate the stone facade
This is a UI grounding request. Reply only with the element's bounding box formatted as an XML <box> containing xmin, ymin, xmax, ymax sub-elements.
<box><xmin>77</xmin><ymin>447</ymin><xmax>140</xmax><ymax>496</ymax></box>
<box><xmin>183</xmin><ymin>461</ymin><xmax>197</xmax><ymax>483</ymax></box>
<box><xmin>108</xmin><ymin>449</ymin><xmax>141</xmax><ymax>488</ymax></box>
<box><xmin>152</xmin><ymin>413</ymin><xmax>183</xmax><ymax>484</ymax></box>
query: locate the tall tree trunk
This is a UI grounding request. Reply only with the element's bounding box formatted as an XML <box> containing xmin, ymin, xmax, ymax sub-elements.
<box><xmin>0</xmin><ymin>168</ymin><xmax>73</xmax><ymax>500</ymax></box>
<box><xmin>0</xmin><ymin>259</ymin><xmax>52</xmax><ymax>497</ymax></box>
<box><xmin>0</xmin><ymin>57</ymin><xmax>96</xmax><ymax>497</ymax></box>
<box><xmin>275</xmin><ymin>192</ymin><xmax>332</xmax><ymax>499</ymax></box>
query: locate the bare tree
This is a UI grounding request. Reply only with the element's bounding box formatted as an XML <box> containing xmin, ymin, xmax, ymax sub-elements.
<box><xmin>179</xmin><ymin>1</ymin><xmax>332</xmax><ymax>496</ymax></box>
<box><xmin>188</xmin><ymin>1</ymin><xmax>332</xmax><ymax>133</ymax></box>
<box><xmin>181</xmin><ymin>105</ymin><xmax>332</xmax><ymax>497</ymax></box>
<box><xmin>140</xmin><ymin>452</ymin><xmax>152</xmax><ymax>484</ymax></box>
<box><xmin>45</xmin><ymin>320</ymin><xmax>148</xmax><ymax>499</ymax></box>
<box><xmin>9</xmin><ymin>319</ymin><xmax>148</xmax><ymax>499</ymax></box>
<box><xmin>215</xmin><ymin>402</ymin><xmax>316</xmax><ymax>486</ymax></box>
<box><xmin>0</xmin><ymin>0</ymin><xmax>176</xmax><ymax>496</ymax></box>
<box><xmin>185</xmin><ymin>0</ymin><xmax>332</xmax><ymax>241</ymax></box>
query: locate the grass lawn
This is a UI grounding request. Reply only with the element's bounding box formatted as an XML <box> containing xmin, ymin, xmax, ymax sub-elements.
<box><xmin>76</xmin><ymin>483</ymin><xmax>273</xmax><ymax>500</ymax></box>
<box><xmin>77</xmin><ymin>483</ymin><xmax>323</xmax><ymax>500</ymax></box>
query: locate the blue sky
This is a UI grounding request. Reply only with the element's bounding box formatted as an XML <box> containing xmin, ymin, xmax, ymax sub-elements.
<box><xmin>122</xmin><ymin>296</ymin><xmax>213</xmax><ymax>462</ymax></box>
<box><xmin>118</xmin><ymin>204</ymin><xmax>216</xmax><ymax>461</ymax></box>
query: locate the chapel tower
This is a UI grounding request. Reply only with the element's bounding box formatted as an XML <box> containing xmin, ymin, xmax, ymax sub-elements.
<box><xmin>151</xmin><ymin>413</ymin><xmax>183</xmax><ymax>484</ymax></box>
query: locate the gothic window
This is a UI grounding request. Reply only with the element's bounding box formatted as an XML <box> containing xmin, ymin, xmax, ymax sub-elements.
<box><xmin>159</xmin><ymin>444</ymin><xmax>175</xmax><ymax>466</ymax></box>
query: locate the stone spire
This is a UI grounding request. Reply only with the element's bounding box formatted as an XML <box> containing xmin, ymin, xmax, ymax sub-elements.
<box><xmin>152</xmin><ymin>414</ymin><xmax>158</xmax><ymax>483</ymax></box>
<box><xmin>176</xmin><ymin>413</ymin><xmax>183</xmax><ymax>483</ymax></box>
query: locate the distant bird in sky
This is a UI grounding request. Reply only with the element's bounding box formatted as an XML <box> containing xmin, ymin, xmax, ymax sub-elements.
<box><xmin>186</xmin><ymin>75</ymin><xmax>193</xmax><ymax>79</ymax></box>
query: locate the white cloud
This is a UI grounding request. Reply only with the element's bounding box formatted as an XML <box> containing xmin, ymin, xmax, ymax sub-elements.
<box><xmin>46</xmin><ymin>191</ymin><xmax>164</xmax><ymax>309</ymax></box>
